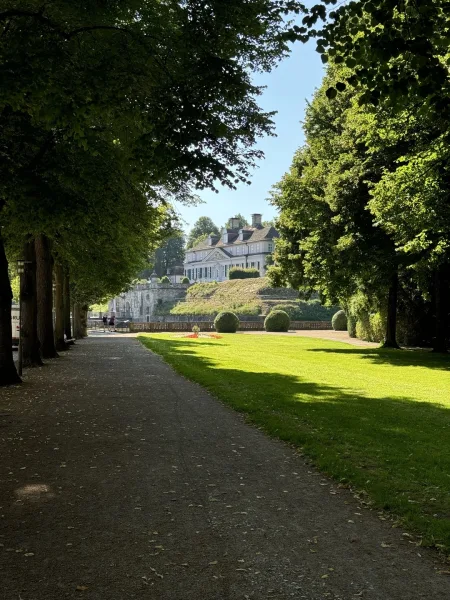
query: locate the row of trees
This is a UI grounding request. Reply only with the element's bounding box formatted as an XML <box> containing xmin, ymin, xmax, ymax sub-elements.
<box><xmin>269</xmin><ymin>48</ymin><xmax>450</xmax><ymax>349</ymax></box>
<box><xmin>0</xmin><ymin>1</ymin><xmax>306</xmax><ymax>385</ymax></box>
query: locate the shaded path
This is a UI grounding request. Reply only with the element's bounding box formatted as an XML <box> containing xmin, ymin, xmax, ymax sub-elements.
<box><xmin>0</xmin><ymin>336</ymin><xmax>448</xmax><ymax>599</ymax></box>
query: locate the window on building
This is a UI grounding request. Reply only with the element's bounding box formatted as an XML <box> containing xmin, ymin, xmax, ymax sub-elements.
<box><xmin>268</xmin><ymin>243</ymin><xmax>273</xmax><ymax>252</ymax></box>
<box><xmin>251</xmin><ymin>262</ymin><xmax>255</xmax><ymax>268</ymax></box>
<box><xmin>209</xmin><ymin>266</ymin><xmax>212</xmax><ymax>278</ymax></box>
<box><xmin>258</xmin><ymin>261</ymin><xmax>260</xmax><ymax>270</ymax></box>
<box><xmin>146</xmin><ymin>306</ymin><xmax>150</xmax><ymax>314</ymax></box>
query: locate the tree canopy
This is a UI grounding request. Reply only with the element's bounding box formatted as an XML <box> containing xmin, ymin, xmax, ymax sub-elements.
<box><xmin>186</xmin><ymin>217</ymin><xmax>220</xmax><ymax>248</ymax></box>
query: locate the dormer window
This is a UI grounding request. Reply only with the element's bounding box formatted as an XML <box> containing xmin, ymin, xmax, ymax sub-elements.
<box><xmin>238</xmin><ymin>229</ymin><xmax>244</xmax><ymax>241</ymax></box>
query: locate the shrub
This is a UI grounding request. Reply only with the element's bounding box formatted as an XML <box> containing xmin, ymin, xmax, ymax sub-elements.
<box><xmin>270</xmin><ymin>300</ymin><xmax>338</xmax><ymax>322</ymax></box>
<box><xmin>347</xmin><ymin>314</ymin><xmax>357</xmax><ymax>338</ymax></box>
<box><xmin>159</xmin><ymin>275</ymin><xmax>171</xmax><ymax>284</ymax></box>
<box><xmin>214</xmin><ymin>311</ymin><xmax>240</xmax><ymax>333</ymax></box>
<box><xmin>264</xmin><ymin>310</ymin><xmax>290</xmax><ymax>332</ymax></box>
<box><xmin>332</xmin><ymin>310</ymin><xmax>347</xmax><ymax>331</ymax></box>
<box><xmin>229</xmin><ymin>267</ymin><xmax>260</xmax><ymax>279</ymax></box>
<box><xmin>369</xmin><ymin>312</ymin><xmax>385</xmax><ymax>343</ymax></box>
<box><xmin>181</xmin><ymin>276</ymin><xmax>190</xmax><ymax>284</ymax></box>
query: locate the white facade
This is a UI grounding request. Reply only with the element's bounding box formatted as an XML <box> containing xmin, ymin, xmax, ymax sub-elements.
<box><xmin>184</xmin><ymin>214</ymin><xmax>278</xmax><ymax>283</ymax></box>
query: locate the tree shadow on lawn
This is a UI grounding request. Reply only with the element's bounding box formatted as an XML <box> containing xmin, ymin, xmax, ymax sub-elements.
<box><xmin>141</xmin><ymin>336</ymin><xmax>450</xmax><ymax>548</ymax></box>
<box><xmin>307</xmin><ymin>346</ymin><xmax>450</xmax><ymax>371</ymax></box>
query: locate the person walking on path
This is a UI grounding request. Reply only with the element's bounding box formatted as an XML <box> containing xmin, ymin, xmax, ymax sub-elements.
<box><xmin>102</xmin><ymin>314</ymin><xmax>107</xmax><ymax>332</ymax></box>
<box><xmin>108</xmin><ymin>314</ymin><xmax>115</xmax><ymax>332</ymax></box>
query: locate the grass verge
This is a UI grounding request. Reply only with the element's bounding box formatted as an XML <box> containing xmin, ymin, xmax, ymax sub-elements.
<box><xmin>138</xmin><ymin>333</ymin><xmax>450</xmax><ymax>552</ymax></box>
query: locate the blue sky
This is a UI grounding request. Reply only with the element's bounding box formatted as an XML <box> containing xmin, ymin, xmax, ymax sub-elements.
<box><xmin>175</xmin><ymin>37</ymin><xmax>324</xmax><ymax>234</ymax></box>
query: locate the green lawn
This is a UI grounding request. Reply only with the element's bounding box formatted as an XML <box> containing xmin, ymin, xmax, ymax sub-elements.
<box><xmin>138</xmin><ymin>333</ymin><xmax>450</xmax><ymax>552</ymax></box>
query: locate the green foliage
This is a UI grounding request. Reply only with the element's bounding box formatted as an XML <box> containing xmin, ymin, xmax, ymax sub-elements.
<box><xmin>159</xmin><ymin>276</ymin><xmax>171</xmax><ymax>284</ymax></box>
<box><xmin>9</xmin><ymin>274</ymin><xmax>19</xmax><ymax>304</ymax></box>
<box><xmin>270</xmin><ymin>300</ymin><xmax>337</xmax><ymax>322</ymax></box>
<box><xmin>347</xmin><ymin>315</ymin><xmax>357</xmax><ymax>338</ymax></box>
<box><xmin>331</xmin><ymin>310</ymin><xmax>347</xmax><ymax>331</ymax></box>
<box><xmin>214</xmin><ymin>311</ymin><xmax>239</xmax><ymax>333</ymax></box>
<box><xmin>264</xmin><ymin>310</ymin><xmax>290</xmax><ymax>332</ymax></box>
<box><xmin>140</xmin><ymin>333</ymin><xmax>450</xmax><ymax>552</ymax></box>
<box><xmin>187</xmin><ymin>217</ymin><xmax>219</xmax><ymax>249</ymax></box>
<box><xmin>148</xmin><ymin>232</ymin><xmax>185</xmax><ymax>278</ymax></box>
<box><xmin>90</xmin><ymin>302</ymin><xmax>109</xmax><ymax>313</ymax></box>
<box><xmin>181</xmin><ymin>277</ymin><xmax>190</xmax><ymax>284</ymax></box>
<box><xmin>229</xmin><ymin>267</ymin><xmax>260</xmax><ymax>279</ymax></box>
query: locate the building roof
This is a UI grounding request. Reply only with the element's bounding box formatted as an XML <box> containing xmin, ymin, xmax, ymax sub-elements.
<box><xmin>189</xmin><ymin>226</ymin><xmax>279</xmax><ymax>252</ymax></box>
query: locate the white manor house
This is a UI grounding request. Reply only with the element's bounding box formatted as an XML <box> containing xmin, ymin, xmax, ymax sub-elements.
<box><xmin>184</xmin><ymin>214</ymin><xmax>279</xmax><ymax>282</ymax></box>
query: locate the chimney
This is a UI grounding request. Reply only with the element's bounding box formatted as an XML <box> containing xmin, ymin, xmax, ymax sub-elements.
<box><xmin>251</xmin><ymin>213</ymin><xmax>262</xmax><ymax>228</ymax></box>
<box><xmin>229</xmin><ymin>217</ymin><xmax>240</xmax><ymax>230</ymax></box>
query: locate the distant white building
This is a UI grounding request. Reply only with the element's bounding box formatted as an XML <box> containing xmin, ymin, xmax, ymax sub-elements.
<box><xmin>184</xmin><ymin>214</ymin><xmax>278</xmax><ymax>282</ymax></box>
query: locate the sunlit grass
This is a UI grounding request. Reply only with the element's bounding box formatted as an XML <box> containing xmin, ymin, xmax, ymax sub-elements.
<box><xmin>139</xmin><ymin>333</ymin><xmax>450</xmax><ymax>552</ymax></box>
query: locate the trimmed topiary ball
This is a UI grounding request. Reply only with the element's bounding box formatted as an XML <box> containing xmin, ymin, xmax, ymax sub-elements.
<box><xmin>264</xmin><ymin>310</ymin><xmax>290</xmax><ymax>332</ymax></box>
<box><xmin>332</xmin><ymin>310</ymin><xmax>347</xmax><ymax>331</ymax></box>
<box><xmin>181</xmin><ymin>276</ymin><xmax>190</xmax><ymax>284</ymax></box>
<box><xmin>214</xmin><ymin>311</ymin><xmax>240</xmax><ymax>333</ymax></box>
<box><xmin>159</xmin><ymin>275</ymin><xmax>171</xmax><ymax>284</ymax></box>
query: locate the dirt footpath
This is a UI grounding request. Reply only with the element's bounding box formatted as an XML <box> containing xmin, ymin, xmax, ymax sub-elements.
<box><xmin>0</xmin><ymin>335</ymin><xmax>448</xmax><ymax>599</ymax></box>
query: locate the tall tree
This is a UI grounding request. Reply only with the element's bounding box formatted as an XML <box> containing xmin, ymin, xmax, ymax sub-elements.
<box><xmin>0</xmin><ymin>1</ymin><xmax>307</xmax><ymax>383</ymax></box>
<box><xmin>152</xmin><ymin>233</ymin><xmax>185</xmax><ymax>277</ymax></box>
<box><xmin>269</xmin><ymin>65</ymin><xmax>402</xmax><ymax>346</ymax></box>
<box><xmin>187</xmin><ymin>217</ymin><xmax>220</xmax><ymax>248</ymax></box>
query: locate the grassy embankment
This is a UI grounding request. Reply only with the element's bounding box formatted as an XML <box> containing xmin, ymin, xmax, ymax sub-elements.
<box><xmin>157</xmin><ymin>277</ymin><xmax>336</xmax><ymax>318</ymax></box>
<box><xmin>139</xmin><ymin>333</ymin><xmax>450</xmax><ymax>553</ymax></box>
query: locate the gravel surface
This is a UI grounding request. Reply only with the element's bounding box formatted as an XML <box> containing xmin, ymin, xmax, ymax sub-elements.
<box><xmin>0</xmin><ymin>334</ymin><xmax>449</xmax><ymax>600</ymax></box>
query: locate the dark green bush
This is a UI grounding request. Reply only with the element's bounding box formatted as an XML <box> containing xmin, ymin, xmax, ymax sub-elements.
<box><xmin>332</xmin><ymin>310</ymin><xmax>347</xmax><ymax>331</ymax></box>
<box><xmin>229</xmin><ymin>267</ymin><xmax>260</xmax><ymax>279</ymax></box>
<box><xmin>159</xmin><ymin>275</ymin><xmax>171</xmax><ymax>284</ymax></box>
<box><xmin>214</xmin><ymin>311</ymin><xmax>240</xmax><ymax>333</ymax></box>
<box><xmin>181</xmin><ymin>276</ymin><xmax>190</xmax><ymax>284</ymax></box>
<box><xmin>264</xmin><ymin>310</ymin><xmax>290</xmax><ymax>332</ymax></box>
<box><xmin>271</xmin><ymin>300</ymin><xmax>338</xmax><ymax>321</ymax></box>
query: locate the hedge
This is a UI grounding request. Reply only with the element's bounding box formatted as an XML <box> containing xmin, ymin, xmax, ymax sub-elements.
<box><xmin>229</xmin><ymin>267</ymin><xmax>260</xmax><ymax>280</ymax></box>
<box><xmin>214</xmin><ymin>311</ymin><xmax>240</xmax><ymax>333</ymax></box>
<box><xmin>264</xmin><ymin>310</ymin><xmax>290</xmax><ymax>332</ymax></box>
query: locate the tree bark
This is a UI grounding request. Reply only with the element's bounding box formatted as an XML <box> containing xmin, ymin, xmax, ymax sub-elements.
<box><xmin>381</xmin><ymin>269</ymin><xmax>400</xmax><ymax>349</ymax></box>
<box><xmin>35</xmin><ymin>234</ymin><xmax>58</xmax><ymax>358</ymax></box>
<box><xmin>63</xmin><ymin>271</ymin><xmax>72</xmax><ymax>341</ymax></box>
<box><xmin>54</xmin><ymin>262</ymin><xmax>66</xmax><ymax>351</ymax></box>
<box><xmin>73</xmin><ymin>303</ymin><xmax>84</xmax><ymax>339</ymax></box>
<box><xmin>21</xmin><ymin>240</ymin><xmax>42</xmax><ymax>367</ymax></box>
<box><xmin>432</xmin><ymin>263</ymin><xmax>449</xmax><ymax>353</ymax></box>
<box><xmin>0</xmin><ymin>231</ymin><xmax>21</xmax><ymax>385</ymax></box>
<box><xmin>81</xmin><ymin>305</ymin><xmax>88</xmax><ymax>337</ymax></box>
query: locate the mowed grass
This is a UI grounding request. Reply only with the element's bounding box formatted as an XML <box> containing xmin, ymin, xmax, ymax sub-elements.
<box><xmin>138</xmin><ymin>333</ymin><xmax>450</xmax><ymax>551</ymax></box>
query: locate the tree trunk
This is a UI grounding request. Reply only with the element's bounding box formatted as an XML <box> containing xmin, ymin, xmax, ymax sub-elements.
<box><xmin>81</xmin><ymin>305</ymin><xmax>88</xmax><ymax>337</ymax></box>
<box><xmin>35</xmin><ymin>234</ymin><xmax>58</xmax><ymax>359</ymax></box>
<box><xmin>73</xmin><ymin>303</ymin><xmax>84</xmax><ymax>339</ymax></box>
<box><xmin>432</xmin><ymin>263</ymin><xmax>449</xmax><ymax>353</ymax></box>
<box><xmin>63</xmin><ymin>271</ymin><xmax>72</xmax><ymax>341</ymax></box>
<box><xmin>54</xmin><ymin>262</ymin><xmax>66</xmax><ymax>351</ymax></box>
<box><xmin>381</xmin><ymin>269</ymin><xmax>400</xmax><ymax>349</ymax></box>
<box><xmin>0</xmin><ymin>232</ymin><xmax>21</xmax><ymax>385</ymax></box>
<box><xmin>21</xmin><ymin>240</ymin><xmax>42</xmax><ymax>367</ymax></box>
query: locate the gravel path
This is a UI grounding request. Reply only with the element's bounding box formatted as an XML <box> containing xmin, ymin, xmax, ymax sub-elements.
<box><xmin>0</xmin><ymin>335</ymin><xmax>448</xmax><ymax>600</ymax></box>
